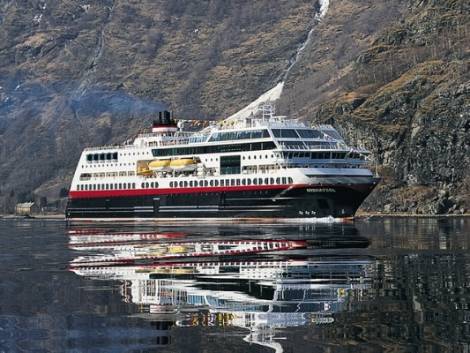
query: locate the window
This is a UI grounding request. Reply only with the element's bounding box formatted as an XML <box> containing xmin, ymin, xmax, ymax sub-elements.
<box><xmin>253</xmin><ymin>179</ymin><xmax>258</xmax><ymax>185</ymax></box>
<box><xmin>210</xmin><ymin>180</ymin><xmax>214</xmax><ymax>187</ymax></box>
<box><xmin>270</xmin><ymin>178</ymin><xmax>275</xmax><ymax>184</ymax></box>
<box><xmin>79</xmin><ymin>173</ymin><xmax>92</xmax><ymax>181</ymax></box>
<box><xmin>264</xmin><ymin>178</ymin><xmax>269</xmax><ymax>185</ymax></box>
<box><xmin>288</xmin><ymin>177</ymin><xmax>293</xmax><ymax>184</ymax></box>
<box><xmin>276</xmin><ymin>178</ymin><xmax>281</xmax><ymax>184</ymax></box>
<box><xmin>271</xmin><ymin>129</ymin><xmax>299</xmax><ymax>138</ymax></box>
<box><xmin>279</xmin><ymin>141</ymin><xmax>306</xmax><ymax>149</ymax></box>
<box><xmin>179</xmin><ymin>181</ymin><xmax>184</xmax><ymax>187</ymax></box>
<box><xmin>189</xmin><ymin>181</ymin><xmax>194</xmax><ymax>187</ymax></box>
<box><xmin>258</xmin><ymin>178</ymin><xmax>263</xmax><ymax>185</ymax></box>
<box><xmin>215</xmin><ymin>180</ymin><xmax>219</xmax><ymax>187</ymax></box>
<box><xmin>220</xmin><ymin>155</ymin><xmax>241</xmax><ymax>175</ymax></box>
<box><xmin>247</xmin><ymin>179</ymin><xmax>252</xmax><ymax>186</ymax></box>
<box><xmin>204</xmin><ymin>180</ymin><xmax>209</xmax><ymax>187</ymax></box>
<box><xmin>220</xmin><ymin>180</ymin><xmax>225</xmax><ymax>186</ymax></box>
<box><xmin>282</xmin><ymin>177</ymin><xmax>287</xmax><ymax>184</ymax></box>
<box><xmin>236</xmin><ymin>179</ymin><xmax>241</xmax><ymax>186</ymax></box>
<box><xmin>297</xmin><ymin>129</ymin><xmax>321</xmax><ymax>138</ymax></box>
<box><xmin>199</xmin><ymin>180</ymin><xmax>204</xmax><ymax>187</ymax></box>
<box><xmin>183</xmin><ymin>181</ymin><xmax>188</xmax><ymax>187</ymax></box>
<box><xmin>231</xmin><ymin>179</ymin><xmax>236</xmax><ymax>186</ymax></box>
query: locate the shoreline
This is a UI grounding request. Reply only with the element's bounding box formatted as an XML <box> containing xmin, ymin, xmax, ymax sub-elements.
<box><xmin>0</xmin><ymin>213</ymin><xmax>468</xmax><ymax>221</ymax></box>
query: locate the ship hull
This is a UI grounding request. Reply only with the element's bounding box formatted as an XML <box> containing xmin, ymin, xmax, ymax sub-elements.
<box><xmin>66</xmin><ymin>181</ymin><xmax>378</xmax><ymax>221</ymax></box>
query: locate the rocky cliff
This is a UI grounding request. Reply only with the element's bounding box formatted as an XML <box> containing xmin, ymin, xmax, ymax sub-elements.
<box><xmin>0</xmin><ymin>0</ymin><xmax>468</xmax><ymax>214</ymax></box>
<box><xmin>281</xmin><ymin>0</ymin><xmax>470</xmax><ymax>214</ymax></box>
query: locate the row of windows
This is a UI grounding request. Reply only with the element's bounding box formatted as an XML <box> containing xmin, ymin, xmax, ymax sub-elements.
<box><xmin>209</xmin><ymin>129</ymin><xmax>270</xmax><ymax>142</ymax></box>
<box><xmin>78</xmin><ymin>183</ymin><xmax>136</xmax><ymax>191</ymax></box>
<box><xmin>141</xmin><ymin>182</ymin><xmax>159</xmax><ymax>188</ymax></box>
<box><xmin>83</xmin><ymin>163</ymin><xmax>134</xmax><ymax>168</ymax></box>
<box><xmin>79</xmin><ymin>171</ymin><xmax>135</xmax><ymax>180</ymax></box>
<box><xmin>86</xmin><ymin>152</ymin><xmax>118</xmax><ymax>162</ymax></box>
<box><xmin>271</xmin><ymin>128</ymin><xmax>342</xmax><ymax>140</ymax></box>
<box><xmin>272</xmin><ymin>128</ymin><xmax>325</xmax><ymax>139</ymax></box>
<box><xmin>282</xmin><ymin>151</ymin><xmax>365</xmax><ymax>160</ymax></box>
<box><xmin>278</xmin><ymin>140</ymin><xmax>338</xmax><ymax>150</ymax></box>
<box><xmin>168</xmin><ymin>177</ymin><xmax>294</xmax><ymax>188</ymax></box>
<box><xmin>152</xmin><ymin>142</ymin><xmax>276</xmax><ymax>157</ymax></box>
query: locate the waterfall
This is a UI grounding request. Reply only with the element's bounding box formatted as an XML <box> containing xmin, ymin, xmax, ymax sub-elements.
<box><xmin>225</xmin><ymin>0</ymin><xmax>330</xmax><ymax>121</ymax></box>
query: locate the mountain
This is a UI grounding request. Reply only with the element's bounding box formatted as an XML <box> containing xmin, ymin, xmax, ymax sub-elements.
<box><xmin>0</xmin><ymin>0</ymin><xmax>468</xmax><ymax>214</ymax></box>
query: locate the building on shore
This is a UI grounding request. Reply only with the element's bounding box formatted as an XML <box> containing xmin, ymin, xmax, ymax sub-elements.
<box><xmin>15</xmin><ymin>202</ymin><xmax>39</xmax><ymax>216</ymax></box>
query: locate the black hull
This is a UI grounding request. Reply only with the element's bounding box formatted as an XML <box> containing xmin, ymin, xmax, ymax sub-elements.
<box><xmin>66</xmin><ymin>183</ymin><xmax>378</xmax><ymax>220</ymax></box>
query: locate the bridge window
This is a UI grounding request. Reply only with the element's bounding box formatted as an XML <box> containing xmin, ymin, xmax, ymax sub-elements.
<box><xmin>271</xmin><ymin>129</ymin><xmax>299</xmax><ymax>138</ymax></box>
<box><xmin>296</xmin><ymin>129</ymin><xmax>321</xmax><ymax>138</ymax></box>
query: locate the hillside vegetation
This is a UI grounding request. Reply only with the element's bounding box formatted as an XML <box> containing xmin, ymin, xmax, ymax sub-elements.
<box><xmin>0</xmin><ymin>0</ymin><xmax>468</xmax><ymax>214</ymax></box>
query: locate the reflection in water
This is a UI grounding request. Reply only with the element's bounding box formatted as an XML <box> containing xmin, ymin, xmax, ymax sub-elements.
<box><xmin>1</xmin><ymin>219</ymin><xmax>470</xmax><ymax>352</ymax></box>
<box><xmin>69</xmin><ymin>226</ymin><xmax>372</xmax><ymax>352</ymax></box>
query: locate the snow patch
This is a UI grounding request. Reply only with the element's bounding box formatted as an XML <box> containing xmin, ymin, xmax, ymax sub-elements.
<box><xmin>225</xmin><ymin>82</ymin><xmax>284</xmax><ymax>121</ymax></box>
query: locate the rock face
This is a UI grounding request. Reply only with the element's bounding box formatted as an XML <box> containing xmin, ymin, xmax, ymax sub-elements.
<box><xmin>0</xmin><ymin>0</ymin><xmax>468</xmax><ymax>214</ymax></box>
<box><xmin>281</xmin><ymin>0</ymin><xmax>470</xmax><ymax>214</ymax></box>
<box><xmin>0</xmin><ymin>0</ymin><xmax>316</xmax><ymax>210</ymax></box>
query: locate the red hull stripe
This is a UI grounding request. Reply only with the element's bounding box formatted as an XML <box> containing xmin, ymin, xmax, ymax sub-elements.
<box><xmin>68</xmin><ymin>184</ymin><xmax>310</xmax><ymax>199</ymax></box>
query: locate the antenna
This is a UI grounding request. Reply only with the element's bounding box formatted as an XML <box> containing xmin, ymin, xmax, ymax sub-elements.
<box><xmin>259</xmin><ymin>103</ymin><xmax>275</xmax><ymax>120</ymax></box>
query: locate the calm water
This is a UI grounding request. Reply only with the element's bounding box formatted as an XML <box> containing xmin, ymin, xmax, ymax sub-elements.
<box><xmin>1</xmin><ymin>218</ymin><xmax>470</xmax><ymax>353</ymax></box>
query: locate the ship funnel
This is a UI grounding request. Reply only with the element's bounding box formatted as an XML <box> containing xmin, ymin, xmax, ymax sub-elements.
<box><xmin>153</xmin><ymin>110</ymin><xmax>178</xmax><ymax>133</ymax></box>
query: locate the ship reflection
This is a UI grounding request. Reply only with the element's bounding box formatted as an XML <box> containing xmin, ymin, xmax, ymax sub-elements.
<box><xmin>68</xmin><ymin>225</ymin><xmax>372</xmax><ymax>352</ymax></box>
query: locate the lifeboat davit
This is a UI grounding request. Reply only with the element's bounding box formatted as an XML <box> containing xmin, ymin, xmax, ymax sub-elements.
<box><xmin>148</xmin><ymin>159</ymin><xmax>171</xmax><ymax>171</ymax></box>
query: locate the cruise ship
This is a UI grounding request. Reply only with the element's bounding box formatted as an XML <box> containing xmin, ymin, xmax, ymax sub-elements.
<box><xmin>66</xmin><ymin>106</ymin><xmax>379</xmax><ymax>221</ymax></box>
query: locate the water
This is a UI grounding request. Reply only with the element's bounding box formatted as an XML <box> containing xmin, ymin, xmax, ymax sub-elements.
<box><xmin>1</xmin><ymin>218</ymin><xmax>469</xmax><ymax>353</ymax></box>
